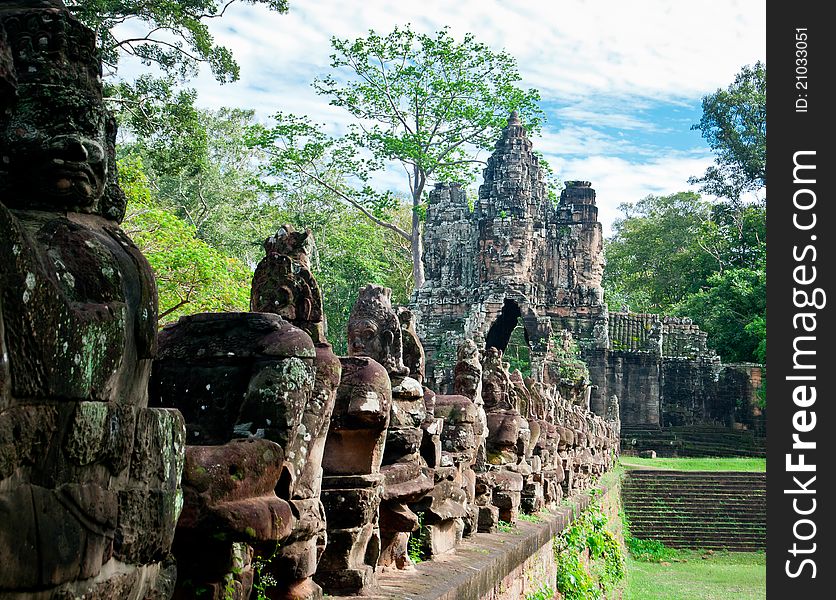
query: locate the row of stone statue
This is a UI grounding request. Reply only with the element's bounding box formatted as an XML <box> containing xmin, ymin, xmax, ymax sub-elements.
<box><xmin>0</xmin><ymin>2</ymin><xmax>618</xmax><ymax>598</ymax></box>
<box><xmin>150</xmin><ymin>225</ymin><xmax>620</xmax><ymax>599</ymax></box>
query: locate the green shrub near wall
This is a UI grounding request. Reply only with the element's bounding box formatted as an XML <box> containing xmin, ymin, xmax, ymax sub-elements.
<box><xmin>553</xmin><ymin>473</ymin><xmax>626</xmax><ymax>599</ymax></box>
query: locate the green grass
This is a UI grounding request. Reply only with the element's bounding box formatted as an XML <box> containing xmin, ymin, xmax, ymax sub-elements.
<box><xmin>625</xmin><ymin>550</ymin><xmax>765</xmax><ymax>599</ymax></box>
<box><xmin>619</xmin><ymin>456</ymin><xmax>765</xmax><ymax>472</ymax></box>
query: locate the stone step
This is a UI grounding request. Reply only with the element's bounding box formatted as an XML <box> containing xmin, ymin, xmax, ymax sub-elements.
<box><xmin>621</xmin><ymin>469</ymin><xmax>766</xmax><ymax>550</ymax></box>
<box><xmin>623</xmin><ymin>487</ymin><xmax>766</xmax><ymax>494</ymax></box>
<box><xmin>637</xmin><ymin>540</ymin><xmax>766</xmax><ymax>551</ymax></box>
<box><xmin>626</xmin><ymin>470</ymin><xmax>765</xmax><ymax>477</ymax></box>
<box><xmin>623</xmin><ymin>492</ymin><xmax>765</xmax><ymax>500</ymax></box>
<box><xmin>625</xmin><ymin>513</ymin><xmax>765</xmax><ymax>522</ymax></box>
<box><xmin>624</xmin><ymin>503</ymin><xmax>766</xmax><ymax>514</ymax></box>
<box><xmin>623</xmin><ymin>488</ymin><xmax>766</xmax><ymax>495</ymax></box>
<box><xmin>630</xmin><ymin>530</ymin><xmax>765</xmax><ymax>538</ymax></box>
<box><xmin>631</xmin><ymin>530</ymin><xmax>766</xmax><ymax>544</ymax></box>
<box><xmin>630</xmin><ymin>520</ymin><xmax>766</xmax><ymax>535</ymax></box>
<box><xmin>631</xmin><ymin>535</ymin><xmax>766</xmax><ymax>542</ymax></box>
<box><xmin>626</xmin><ymin>514</ymin><xmax>766</xmax><ymax>523</ymax></box>
<box><xmin>624</xmin><ymin>489</ymin><xmax>764</xmax><ymax>495</ymax></box>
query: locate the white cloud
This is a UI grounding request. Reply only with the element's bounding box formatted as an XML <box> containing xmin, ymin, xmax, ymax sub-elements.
<box><xmin>113</xmin><ymin>0</ymin><xmax>764</xmax><ymax>237</ymax></box>
<box><xmin>549</xmin><ymin>153</ymin><xmax>716</xmax><ymax>235</ymax></box>
<box><xmin>131</xmin><ymin>0</ymin><xmax>763</xmax><ymax>113</ymax></box>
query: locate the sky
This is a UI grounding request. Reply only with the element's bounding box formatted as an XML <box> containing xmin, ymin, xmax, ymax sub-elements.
<box><xmin>120</xmin><ymin>0</ymin><xmax>766</xmax><ymax>236</ymax></box>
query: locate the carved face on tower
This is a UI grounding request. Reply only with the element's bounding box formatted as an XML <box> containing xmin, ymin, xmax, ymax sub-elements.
<box><xmin>0</xmin><ymin>1</ymin><xmax>123</xmax><ymax>218</ymax></box>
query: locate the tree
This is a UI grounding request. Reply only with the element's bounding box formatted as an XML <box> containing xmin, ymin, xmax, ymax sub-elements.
<box><xmin>689</xmin><ymin>62</ymin><xmax>766</xmax><ymax>202</ymax></box>
<box><xmin>676</xmin><ymin>267</ymin><xmax>766</xmax><ymax>363</ymax></box>
<box><xmin>119</xmin><ymin>156</ymin><xmax>252</xmax><ymax>324</ymax></box>
<box><xmin>118</xmin><ymin>102</ymin><xmax>280</xmax><ymax>266</ymax></box>
<box><xmin>250</xmin><ymin>25</ymin><xmax>544</xmax><ymax>289</ymax></box>
<box><xmin>67</xmin><ymin>1</ymin><xmax>289</xmax><ymax>82</ymax></box>
<box><xmin>603</xmin><ymin>192</ymin><xmax>719</xmax><ymax>313</ymax></box>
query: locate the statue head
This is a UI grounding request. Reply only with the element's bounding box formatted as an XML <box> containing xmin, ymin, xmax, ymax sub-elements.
<box><xmin>0</xmin><ymin>0</ymin><xmax>125</xmax><ymax>219</ymax></box>
<box><xmin>457</xmin><ymin>338</ymin><xmax>480</xmax><ymax>363</ymax></box>
<box><xmin>263</xmin><ymin>224</ymin><xmax>316</xmax><ymax>268</ymax></box>
<box><xmin>347</xmin><ymin>285</ymin><xmax>408</xmax><ymax>378</ymax></box>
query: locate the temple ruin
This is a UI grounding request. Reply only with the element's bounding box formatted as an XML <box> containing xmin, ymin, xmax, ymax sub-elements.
<box><xmin>411</xmin><ymin>112</ymin><xmax>765</xmax><ymax>455</ymax></box>
<box><xmin>0</xmin><ymin>3</ymin><xmax>759</xmax><ymax>598</ymax></box>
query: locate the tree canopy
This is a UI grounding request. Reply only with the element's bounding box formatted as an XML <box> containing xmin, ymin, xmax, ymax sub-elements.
<box><xmin>689</xmin><ymin>61</ymin><xmax>766</xmax><ymax>202</ymax></box>
<box><xmin>67</xmin><ymin>0</ymin><xmax>289</xmax><ymax>82</ymax></box>
<box><xmin>249</xmin><ymin>25</ymin><xmax>544</xmax><ymax>288</ymax></box>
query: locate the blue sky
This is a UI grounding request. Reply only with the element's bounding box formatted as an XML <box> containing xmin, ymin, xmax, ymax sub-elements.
<box><xmin>120</xmin><ymin>0</ymin><xmax>766</xmax><ymax>235</ymax></box>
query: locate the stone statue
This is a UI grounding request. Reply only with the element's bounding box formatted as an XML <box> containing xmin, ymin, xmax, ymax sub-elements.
<box><xmin>316</xmin><ymin>356</ymin><xmax>391</xmax><ymax>595</ymax></box>
<box><xmin>151</xmin><ymin>312</ymin><xmax>318</xmax><ymax>599</ymax></box>
<box><xmin>250</xmin><ymin>225</ymin><xmax>341</xmax><ymax>600</ymax></box>
<box><xmin>0</xmin><ymin>2</ymin><xmax>184</xmax><ymax>597</ymax></box>
<box><xmin>347</xmin><ymin>284</ymin><xmax>409</xmax><ymax>382</ymax></box>
<box><xmin>397</xmin><ymin>307</ymin><xmax>425</xmax><ymax>384</ymax></box>
<box><xmin>250</xmin><ymin>224</ymin><xmax>325</xmax><ymax>343</ymax></box>
<box><xmin>453</xmin><ymin>339</ymin><xmax>483</xmax><ymax>402</ymax></box>
<box><xmin>347</xmin><ymin>285</ymin><xmax>432</xmax><ymax>569</ymax></box>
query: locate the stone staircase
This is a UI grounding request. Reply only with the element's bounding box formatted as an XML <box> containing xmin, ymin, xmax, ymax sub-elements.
<box><xmin>621</xmin><ymin>425</ymin><xmax>766</xmax><ymax>457</ymax></box>
<box><xmin>621</xmin><ymin>470</ymin><xmax>766</xmax><ymax>551</ymax></box>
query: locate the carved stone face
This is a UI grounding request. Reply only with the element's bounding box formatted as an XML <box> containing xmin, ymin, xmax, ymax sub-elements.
<box><xmin>0</xmin><ymin>86</ymin><xmax>109</xmax><ymax>210</ymax></box>
<box><xmin>348</xmin><ymin>317</ymin><xmax>386</xmax><ymax>359</ymax></box>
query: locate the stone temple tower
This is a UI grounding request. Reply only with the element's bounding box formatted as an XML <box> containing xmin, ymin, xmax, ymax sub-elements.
<box><xmin>412</xmin><ymin>112</ymin><xmax>609</xmax><ymax>408</ymax></box>
<box><xmin>413</xmin><ymin>112</ymin><xmax>762</xmax><ymax>441</ymax></box>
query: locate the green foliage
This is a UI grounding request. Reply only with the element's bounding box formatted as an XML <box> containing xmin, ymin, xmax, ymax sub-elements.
<box><xmin>111</xmin><ymin>76</ymin><xmax>208</xmax><ymax>176</ymax></box>
<box><xmin>624</xmin><ymin>537</ymin><xmax>677</xmax><ymax>563</ymax></box>
<box><xmin>315</xmin><ymin>25</ymin><xmax>545</xmax><ymax>187</ymax></box>
<box><xmin>554</xmin><ymin>503</ymin><xmax>625</xmax><ymax>600</ymax></box>
<box><xmin>119</xmin><ymin>156</ymin><xmax>251</xmax><ymax>325</ymax></box>
<box><xmin>689</xmin><ymin>62</ymin><xmax>766</xmax><ymax>202</ymax></box>
<box><xmin>745</xmin><ymin>314</ymin><xmax>766</xmax><ymax>364</ymax></box>
<box><xmin>603</xmin><ymin>192</ymin><xmax>718</xmax><ymax>313</ymax></box>
<box><xmin>551</xmin><ymin>335</ymin><xmax>589</xmax><ymax>385</ymax></box>
<box><xmin>675</xmin><ymin>267</ymin><xmax>765</xmax><ymax>363</ymax></box>
<box><xmin>67</xmin><ymin>1</ymin><xmax>289</xmax><ymax>82</ymax></box>
<box><xmin>525</xmin><ymin>585</ymin><xmax>555</xmax><ymax>600</ymax></box>
<box><xmin>505</xmin><ymin>325</ymin><xmax>531</xmax><ymax>378</ymax></box>
<box><xmin>407</xmin><ymin>512</ymin><xmax>428</xmax><ymax>564</ymax></box>
<box><xmin>252</xmin><ymin>544</ymin><xmax>280</xmax><ymax>600</ymax></box>
<box><xmin>517</xmin><ymin>512</ymin><xmax>543</xmax><ymax>523</ymax></box>
<box><xmin>497</xmin><ymin>520</ymin><xmax>514</xmax><ymax>533</ymax></box>
<box><xmin>251</xmin><ymin>24</ymin><xmax>544</xmax><ymax>286</ymax></box>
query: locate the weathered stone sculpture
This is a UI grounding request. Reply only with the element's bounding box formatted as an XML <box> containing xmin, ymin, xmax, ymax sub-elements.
<box><xmin>316</xmin><ymin>356</ymin><xmax>390</xmax><ymax>594</ymax></box>
<box><xmin>398</xmin><ymin>307</ymin><xmax>425</xmax><ymax>384</ymax></box>
<box><xmin>0</xmin><ymin>2</ymin><xmax>185</xmax><ymax>596</ymax></box>
<box><xmin>251</xmin><ymin>224</ymin><xmax>325</xmax><ymax>343</ymax></box>
<box><xmin>249</xmin><ymin>225</ymin><xmax>342</xmax><ymax>600</ymax></box>
<box><xmin>151</xmin><ymin>313</ymin><xmax>317</xmax><ymax>599</ymax></box>
<box><xmin>347</xmin><ymin>285</ymin><xmax>433</xmax><ymax>569</ymax></box>
<box><xmin>454</xmin><ymin>340</ymin><xmax>488</xmax><ymax>469</ymax></box>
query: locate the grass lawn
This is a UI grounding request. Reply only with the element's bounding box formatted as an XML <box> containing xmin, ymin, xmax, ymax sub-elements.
<box><xmin>625</xmin><ymin>550</ymin><xmax>766</xmax><ymax>600</ymax></box>
<box><xmin>619</xmin><ymin>456</ymin><xmax>765</xmax><ymax>472</ymax></box>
